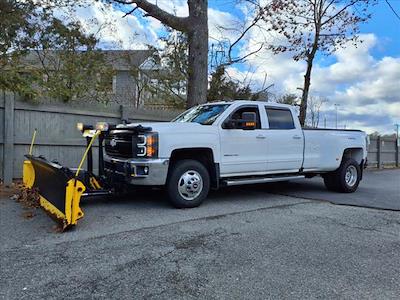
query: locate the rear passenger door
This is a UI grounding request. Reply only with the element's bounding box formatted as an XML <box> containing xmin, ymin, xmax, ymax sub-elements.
<box><xmin>264</xmin><ymin>107</ymin><xmax>304</xmax><ymax>173</ymax></box>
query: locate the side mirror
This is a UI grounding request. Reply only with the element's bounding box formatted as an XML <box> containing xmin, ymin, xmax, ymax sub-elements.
<box><xmin>241</xmin><ymin>112</ymin><xmax>257</xmax><ymax>130</ymax></box>
<box><xmin>223</xmin><ymin>112</ymin><xmax>257</xmax><ymax>130</ymax></box>
<box><xmin>223</xmin><ymin>119</ymin><xmax>236</xmax><ymax>129</ymax></box>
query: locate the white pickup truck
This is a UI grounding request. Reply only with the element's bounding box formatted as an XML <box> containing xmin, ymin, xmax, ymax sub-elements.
<box><xmin>103</xmin><ymin>100</ymin><xmax>368</xmax><ymax>208</ymax></box>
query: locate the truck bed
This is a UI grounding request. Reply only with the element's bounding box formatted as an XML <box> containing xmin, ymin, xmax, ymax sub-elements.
<box><xmin>302</xmin><ymin>129</ymin><xmax>367</xmax><ymax>172</ymax></box>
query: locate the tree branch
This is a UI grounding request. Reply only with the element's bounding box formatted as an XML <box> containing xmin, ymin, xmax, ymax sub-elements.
<box><xmin>321</xmin><ymin>0</ymin><xmax>361</xmax><ymax>26</ymax></box>
<box><xmin>321</xmin><ymin>0</ymin><xmax>337</xmax><ymax>17</ymax></box>
<box><xmin>228</xmin><ymin>15</ymin><xmax>261</xmax><ymax>56</ymax></box>
<box><xmin>113</xmin><ymin>0</ymin><xmax>189</xmax><ymax>31</ymax></box>
<box><xmin>122</xmin><ymin>5</ymin><xmax>139</xmax><ymax>18</ymax></box>
<box><xmin>228</xmin><ymin>43</ymin><xmax>263</xmax><ymax>65</ymax></box>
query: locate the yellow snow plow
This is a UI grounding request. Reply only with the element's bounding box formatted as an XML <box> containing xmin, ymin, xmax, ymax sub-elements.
<box><xmin>23</xmin><ymin>126</ymin><xmax>112</xmax><ymax>230</ymax></box>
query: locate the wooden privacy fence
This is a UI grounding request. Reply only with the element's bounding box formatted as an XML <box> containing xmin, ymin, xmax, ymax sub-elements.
<box><xmin>367</xmin><ymin>136</ymin><xmax>399</xmax><ymax>169</ymax></box>
<box><xmin>0</xmin><ymin>92</ymin><xmax>181</xmax><ymax>184</ymax></box>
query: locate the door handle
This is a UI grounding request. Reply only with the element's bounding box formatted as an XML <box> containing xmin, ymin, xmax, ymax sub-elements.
<box><xmin>256</xmin><ymin>135</ymin><xmax>266</xmax><ymax>139</ymax></box>
<box><xmin>293</xmin><ymin>135</ymin><xmax>302</xmax><ymax>140</ymax></box>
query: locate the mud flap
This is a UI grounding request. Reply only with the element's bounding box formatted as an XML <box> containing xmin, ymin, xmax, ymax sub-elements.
<box><xmin>23</xmin><ymin>155</ymin><xmax>86</xmax><ymax>230</ymax></box>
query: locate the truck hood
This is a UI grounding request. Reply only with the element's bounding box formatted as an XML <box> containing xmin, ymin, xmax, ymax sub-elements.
<box><xmin>122</xmin><ymin>121</ymin><xmax>214</xmax><ymax>134</ymax></box>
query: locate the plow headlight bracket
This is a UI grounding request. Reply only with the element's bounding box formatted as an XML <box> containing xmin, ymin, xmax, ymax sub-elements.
<box><xmin>77</xmin><ymin>123</ymin><xmax>93</xmax><ymax>132</ymax></box>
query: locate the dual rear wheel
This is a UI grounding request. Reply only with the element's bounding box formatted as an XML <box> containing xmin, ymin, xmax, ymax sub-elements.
<box><xmin>323</xmin><ymin>158</ymin><xmax>361</xmax><ymax>193</ymax></box>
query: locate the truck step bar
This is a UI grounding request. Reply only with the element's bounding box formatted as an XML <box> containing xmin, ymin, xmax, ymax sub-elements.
<box><xmin>81</xmin><ymin>190</ymin><xmax>114</xmax><ymax>197</ymax></box>
<box><xmin>222</xmin><ymin>175</ymin><xmax>305</xmax><ymax>186</ymax></box>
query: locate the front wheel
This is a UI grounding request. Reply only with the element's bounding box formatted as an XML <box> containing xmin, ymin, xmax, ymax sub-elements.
<box><xmin>166</xmin><ymin>159</ymin><xmax>210</xmax><ymax>208</ymax></box>
<box><xmin>323</xmin><ymin>158</ymin><xmax>361</xmax><ymax>193</ymax></box>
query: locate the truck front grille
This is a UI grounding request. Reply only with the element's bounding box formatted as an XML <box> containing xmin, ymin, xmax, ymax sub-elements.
<box><xmin>104</xmin><ymin>131</ymin><xmax>137</xmax><ymax>158</ymax></box>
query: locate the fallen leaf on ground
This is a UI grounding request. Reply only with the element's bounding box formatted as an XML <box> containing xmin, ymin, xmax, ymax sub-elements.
<box><xmin>22</xmin><ymin>211</ymin><xmax>35</xmax><ymax>219</ymax></box>
<box><xmin>14</xmin><ymin>185</ymin><xmax>41</xmax><ymax>209</ymax></box>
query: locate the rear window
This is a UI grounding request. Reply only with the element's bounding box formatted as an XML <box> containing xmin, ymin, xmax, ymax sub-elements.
<box><xmin>265</xmin><ymin>107</ymin><xmax>295</xmax><ymax>129</ymax></box>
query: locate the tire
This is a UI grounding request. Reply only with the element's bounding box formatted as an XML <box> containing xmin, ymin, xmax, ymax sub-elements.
<box><xmin>323</xmin><ymin>175</ymin><xmax>339</xmax><ymax>191</ymax></box>
<box><xmin>323</xmin><ymin>158</ymin><xmax>361</xmax><ymax>193</ymax></box>
<box><xmin>166</xmin><ymin>159</ymin><xmax>210</xmax><ymax>208</ymax></box>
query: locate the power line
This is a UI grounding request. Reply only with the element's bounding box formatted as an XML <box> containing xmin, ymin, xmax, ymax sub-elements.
<box><xmin>385</xmin><ymin>0</ymin><xmax>400</xmax><ymax>21</ymax></box>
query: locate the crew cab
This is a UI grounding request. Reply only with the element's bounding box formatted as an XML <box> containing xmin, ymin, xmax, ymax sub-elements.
<box><xmin>102</xmin><ymin>100</ymin><xmax>368</xmax><ymax>208</ymax></box>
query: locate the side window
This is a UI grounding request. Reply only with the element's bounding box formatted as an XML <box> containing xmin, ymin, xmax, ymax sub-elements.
<box><xmin>265</xmin><ymin>107</ymin><xmax>295</xmax><ymax>129</ymax></box>
<box><xmin>225</xmin><ymin>106</ymin><xmax>261</xmax><ymax>129</ymax></box>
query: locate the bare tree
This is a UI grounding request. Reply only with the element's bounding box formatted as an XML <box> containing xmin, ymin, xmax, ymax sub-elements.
<box><xmin>111</xmin><ymin>0</ymin><xmax>208</xmax><ymax>109</ymax></box>
<box><xmin>207</xmin><ymin>4</ymin><xmax>267</xmax><ymax>101</ymax></box>
<box><xmin>307</xmin><ymin>95</ymin><xmax>327</xmax><ymax>128</ymax></box>
<box><xmin>210</xmin><ymin>9</ymin><xmax>264</xmax><ymax>70</ymax></box>
<box><xmin>258</xmin><ymin>0</ymin><xmax>376</xmax><ymax>126</ymax></box>
<box><xmin>276</xmin><ymin>93</ymin><xmax>299</xmax><ymax>105</ymax></box>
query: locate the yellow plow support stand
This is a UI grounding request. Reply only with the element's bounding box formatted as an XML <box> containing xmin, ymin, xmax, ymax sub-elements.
<box><xmin>23</xmin><ymin>160</ymin><xmax>35</xmax><ymax>188</ymax></box>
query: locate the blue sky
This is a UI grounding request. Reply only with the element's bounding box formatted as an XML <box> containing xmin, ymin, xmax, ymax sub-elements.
<box><xmin>69</xmin><ymin>0</ymin><xmax>399</xmax><ymax>133</ymax></box>
<box><xmin>361</xmin><ymin>0</ymin><xmax>400</xmax><ymax>58</ymax></box>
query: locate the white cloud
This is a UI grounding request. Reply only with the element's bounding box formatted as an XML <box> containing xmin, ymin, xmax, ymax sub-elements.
<box><xmin>208</xmin><ymin>8</ymin><xmax>241</xmax><ymax>42</ymax></box>
<box><xmin>145</xmin><ymin>0</ymin><xmax>188</xmax><ymax>17</ymax></box>
<box><xmin>336</xmin><ymin>56</ymin><xmax>400</xmax><ymax>105</ymax></box>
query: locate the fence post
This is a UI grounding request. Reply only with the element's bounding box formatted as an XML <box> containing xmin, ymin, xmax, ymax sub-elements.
<box><xmin>3</xmin><ymin>92</ymin><xmax>15</xmax><ymax>185</ymax></box>
<box><xmin>396</xmin><ymin>136</ymin><xmax>399</xmax><ymax>168</ymax></box>
<box><xmin>120</xmin><ymin>105</ymin><xmax>129</xmax><ymax>123</ymax></box>
<box><xmin>377</xmin><ymin>136</ymin><xmax>382</xmax><ymax>169</ymax></box>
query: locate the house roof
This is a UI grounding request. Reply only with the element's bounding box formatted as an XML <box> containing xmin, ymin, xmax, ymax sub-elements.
<box><xmin>18</xmin><ymin>50</ymin><xmax>155</xmax><ymax>71</ymax></box>
<box><xmin>103</xmin><ymin>50</ymin><xmax>154</xmax><ymax>71</ymax></box>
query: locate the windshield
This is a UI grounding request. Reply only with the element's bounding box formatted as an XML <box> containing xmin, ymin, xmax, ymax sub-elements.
<box><xmin>173</xmin><ymin>104</ymin><xmax>230</xmax><ymax>125</ymax></box>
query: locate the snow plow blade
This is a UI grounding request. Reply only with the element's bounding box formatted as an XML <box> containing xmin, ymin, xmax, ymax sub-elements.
<box><xmin>23</xmin><ymin>155</ymin><xmax>85</xmax><ymax>230</ymax></box>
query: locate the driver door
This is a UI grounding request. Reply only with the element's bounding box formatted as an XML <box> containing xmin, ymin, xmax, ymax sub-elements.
<box><xmin>219</xmin><ymin>105</ymin><xmax>268</xmax><ymax>176</ymax></box>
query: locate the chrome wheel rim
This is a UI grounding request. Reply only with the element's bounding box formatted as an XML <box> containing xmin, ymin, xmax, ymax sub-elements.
<box><xmin>178</xmin><ymin>170</ymin><xmax>203</xmax><ymax>201</ymax></box>
<box><xmin>345</xmin><ymin>165</ymin><xmax>357</xmax><ymax>187</ymax></box>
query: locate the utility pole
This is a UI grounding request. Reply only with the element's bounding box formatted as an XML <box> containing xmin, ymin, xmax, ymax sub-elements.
<box><xmin>395</xmin><ymin>123</ymin><xmax>400</xmax><ymax>167</ymax></box>
<box><xmin>324</xmin><ymin>117</ymin><xmax>327</xmax><ymax>128</ymax></box>
<box><xmin>334</xmin><ymin>104</ymin><xmax>340</xmax><ymax>129</ymax></box>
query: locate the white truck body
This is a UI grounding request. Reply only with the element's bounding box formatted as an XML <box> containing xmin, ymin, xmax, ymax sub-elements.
<box><xmin>103</xmin><ymin>101</ymin><xmax>367</xmax><ymax>207</ymax></box>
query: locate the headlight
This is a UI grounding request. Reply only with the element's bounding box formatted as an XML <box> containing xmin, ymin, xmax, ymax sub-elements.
<box><xmin>77</xmin><ymin>122</ymin><xmax>84</xmax><ymax>131</ymax></box>
<box><xmin>137</xmin><ymin>132</ymin><xmax>158</xmax><ymax>158</ymax></box>
<box><xmin>76</xmin><ymin>123</ymin><xmax>93</xmax><ymax>132</ymax></box>
<box><xmin>96</xmin><ymin>122</ymin><xmax>109</xmax><ymax>131</ymax></box>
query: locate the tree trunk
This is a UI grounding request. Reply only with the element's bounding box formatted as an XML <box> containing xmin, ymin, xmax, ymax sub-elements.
<box><xmin>299</xmin><ymin>58</ymin><xmax>312</xmax><ymax>127</ymax></box>
<box><xmin>186</xmin><ymin>0</ymin><xmax>208</xmax><ymax>108</ymax></box>
<box><xmin>121</xmin><ymin>0</ymin><xmax>209</xmax><ymax>108</ymax></box>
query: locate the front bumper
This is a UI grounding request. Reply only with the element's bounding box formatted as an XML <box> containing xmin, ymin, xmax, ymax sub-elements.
<box><xmin>104</xmin><ymin>156</ymin><xmax>169</xmax><ymax>185</ymax></box>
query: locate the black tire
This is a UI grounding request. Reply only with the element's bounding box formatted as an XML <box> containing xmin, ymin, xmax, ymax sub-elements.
<box><xmin>323</xmin><ymin>174</ymin><xmax>339</xmax><ymax>191</ymax></box>
<box><xmin>166</xmin><ymin>159</ymin><xmax>210</xmax><ymax>208</ymax></box>
<box><xmin>323</xmin><ymin>158</ymin><xmax>361</xmax><ymax>193</ymax></box>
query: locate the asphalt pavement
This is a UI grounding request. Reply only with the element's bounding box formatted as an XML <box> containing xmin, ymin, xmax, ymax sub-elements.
<box><xmin>262</xmin><ymin>168</ymin><xmax>400</xmax><ymax>210</ymax></box>
<box><xmin>1</xmin><ymin>169</ymin><xmax>399</xmax><ymax>299</ymax></box>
